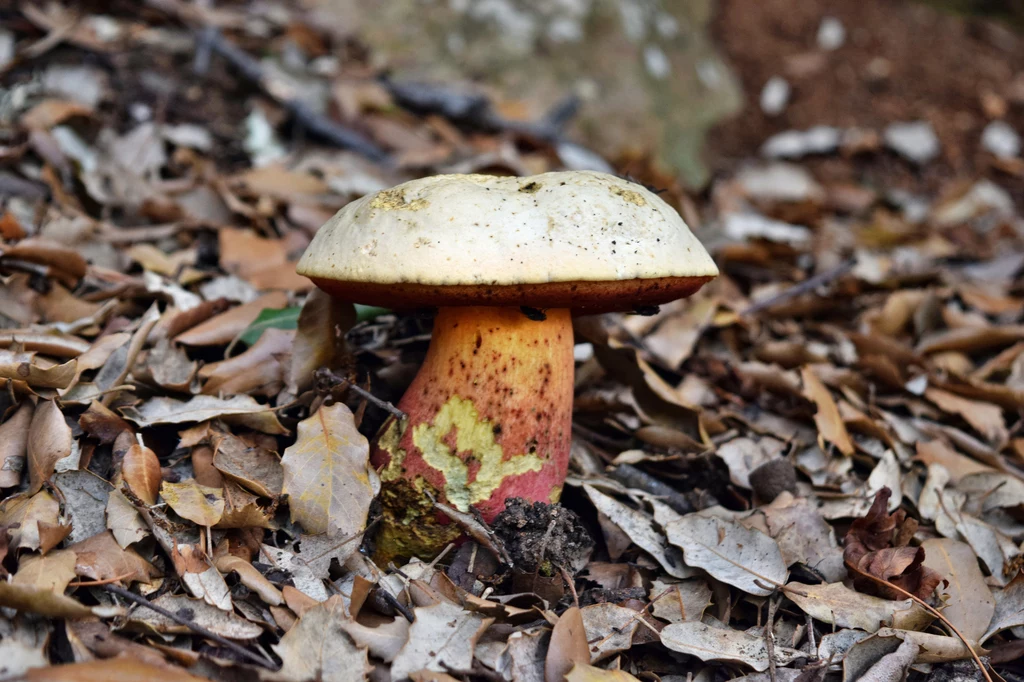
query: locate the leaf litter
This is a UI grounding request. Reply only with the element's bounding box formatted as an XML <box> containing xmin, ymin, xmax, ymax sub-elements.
<box><xmin>0</xmin><ymin>2</ymin><xmax>1023</xmax><ymax>682</ymax></box>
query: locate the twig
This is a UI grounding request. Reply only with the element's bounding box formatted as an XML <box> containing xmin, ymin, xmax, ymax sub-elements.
<box><xmin>742</xmin><ymin>259</ymin><xmax>856</xmax><ymax>316</ymax></box>
<box><xmin>103</xmin><ymin>584</ymin><xmax>279</xmax><ymax>670</ymax></box>
<box><xmin>558</xmin><ymin>565</ymin><xmax>579</xmax><ymax>609</ymax></box>
<box><xmin>377</xmin><ymin>585</ymin><xmax>415</xmax><ymax>623</ymax></box>
<box><xmin>197</xmin><ymin>30</ymin><xmax>388</xmax><ymax>162</ymax></box>
<box><xmin>67</xmin><ymin>571</ymin><xmax>137</xmax><ymax>588</ymax></box>
<box><xmin>426</xmin><ymin>491</ymin><xmax>511</xmax><ymax>566</ymax></box>
<box><xmin>315</xmin><ymin>368</ymin><xmax>407</xmax><ymax>421</ymax></box>
<box><xmin>766</xmin><ymin>597</ymin><xmax>779</xmax><ymax>682</ymax></box>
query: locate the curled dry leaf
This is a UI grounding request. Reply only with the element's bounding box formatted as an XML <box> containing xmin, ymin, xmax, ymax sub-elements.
<box><xmin>121</xmin><ymin>443</ymin><xmax>161</xmax><ymax>505</ymax></box>
<box><xmin>0</xmin><ymin>402</ymin><xmax>34</xmax><ymax>488</ymax></box>
<box><xmin>105</xmin><ymin>489</ymin><xmax>148</xmax><ymax>548</ymax></box>
<box><xmin>287</xmin><ymin>289</ymin><xmax>355</xmax><ymax>393</ymax></box>
<box><xmin>200</xmin><ymin>328</ymin><xmax>294</xmax><ymax>396</ymax></box>
<box><xmin>281</xmin><ymin>402</ymin><xmax>379</xmax><ymax>537</ymax></box>
<box><xmin>215</xmin><ymin>553</ymin><xmax>284</xmax><ymax>606</ymax></box>
<box><xmin>0</xmin><ymin>490</ymin><xmax>70</xmax><ymax>553</ymax></box>
<box><xmin>664</xmin><ymin>513</ymin><xmax>788</xmax><ymax>596</ymax></box>
<box><xmin>27</xmin><ymin>400</ymin><xmax>72</xmax><ymax>494</ymax></box>
<box><xmin>843</xmin><ymin>488</ymin><xmax>943</xmax><ymax>601</ymax></box>
<box><xmin>212</xmin><ymin>432</ymin><xmax>283</xmax><ymax>498</ymax></box>
<box><xmin>565</xmin><ymin>665</ymin><xmax>642</xmax><ymax>682</ymax></box>
<box><xmin>660</xmin><ymin>621</ymin><xmax>803</xmax><ymax>672</ymax></box>
<box><xmin>0</xmin><ymin>351</ymin><xmax>77</xmax><ymax>390</ymax></box>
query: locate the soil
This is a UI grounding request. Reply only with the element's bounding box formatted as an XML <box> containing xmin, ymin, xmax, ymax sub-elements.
<box><xmin>492</xmin><ymin>498</ymin><xmax>594</xmax><ymax>576</ymax></box>
<box><xmin>706</xmin><ymin>0</ymin><xmax>1024</xmax><ymax>201</ymax></box>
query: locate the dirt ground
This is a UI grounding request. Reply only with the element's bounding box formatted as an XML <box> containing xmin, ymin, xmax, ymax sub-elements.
<box><xmin>707</xmin><ymin>0</ymin><xmax>1024</xmax><ymax>198</ymax></box>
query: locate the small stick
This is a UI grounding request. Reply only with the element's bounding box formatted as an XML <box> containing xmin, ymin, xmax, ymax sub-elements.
<box><xmin>198</xmin><ymin>30</ymin><xmax>387</xmax><ymax>162</ymax></box>
<box><xmin>766</xmin><ymin>597</ymin><xmax>779</xmax><ymax>682</ymax></box>
<box><xmin>103</xmin><ymin>584</ymin><xmax>279</xmax><ymax>670</ymax></box>
<box><xmin>315</xmin><ymin>368</ymin><xmax>407</xmax><ymax>421</ymax></box>
<box><xmin>67</xmin><ymin>571</ymin><xmax>136</xmax><ymax>587</ymax></box>
<box><xmin>558</xmin><ymin>565</ymin><xmax>579</xmax><ymax>609</ymax></box>
<box><xmin>742</xmin><ymin>259</ymin><xmax>856</xmax><ymax>316</ymax></box>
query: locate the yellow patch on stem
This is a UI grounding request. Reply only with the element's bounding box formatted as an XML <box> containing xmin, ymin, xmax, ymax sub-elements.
<box><xmin>412</xmin><ymin>396</ymin><xmax>543</xmax><ymax>512</ymax></box>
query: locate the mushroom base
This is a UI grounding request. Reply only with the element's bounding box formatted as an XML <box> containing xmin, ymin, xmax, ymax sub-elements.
<box><xmin>371</xmin><ymin>306</ymin><xmax>575</xmax><ymax>562</ymax></box>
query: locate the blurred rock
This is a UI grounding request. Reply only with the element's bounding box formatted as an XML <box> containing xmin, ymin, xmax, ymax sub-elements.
<box><xmin>318</xmin><ymin>0</ymin><xmax>741</xmax><ymax>187</ymax></box>
<box><xmin>932</xmin><ymin>180</ymin><xmax>1014</xmax><ymax>227</ymax></box>
<box><xmin>761</xmin><ymin>126</ymin><xmax>840</xmax><ymax>159</ymax></box>
<box><xmin>883</xmin><ymin>121</ymin><xmax>940</xmax><ymax>164</ymax></box>
<box><xmin>736</xmin><ymin>163</ymin><xmax>823</xmax><ymax>202</ymax></box>
<box><xmin>816</xmin><ymin>17</ymin><xmax>846</xmax><ymax>51</ymax></box>
<box><xmin>760</xmin><ymin>76</ymin><xmax>790</xmax><ymax>117</ymax></box>
<box><xmin>723</xmin><ymin>213</ymin><xmax>811</xmax><ymax>246</ymax></box>
<box><xmin>981</xmin><ymin>121</ymin><xmax>1021</xmax><ymax>159</ymax></box>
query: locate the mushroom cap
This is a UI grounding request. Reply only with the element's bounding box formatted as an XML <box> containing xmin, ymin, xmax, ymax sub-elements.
<box><xmin>297</xmin><ymin>171</ymin><xmax>718</xmax><ymax>311</ymax></box>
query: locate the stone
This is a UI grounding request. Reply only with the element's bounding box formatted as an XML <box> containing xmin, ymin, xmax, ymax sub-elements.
<box><xmin>759</xmin><ymin>76</ymin><xmax>790</xmax><ymax>117</ymax></box>
<box><xmin>816</xmin><ymin>17</ymin><xmax>846</xmax><ymax>51</ymax></box>
<box><xmin>316</xmin><ymin>0</ymin><xmax>741</xmax><ymax>187</ymax></box>
<box><xmin>883</xmin><ymin>121</ymin><xmax>940</xmax><ymax>164</ymax></box>
<box><xmin>761</xmin><ymin>126</ymin><xmax>841</xmax><ymax>158</ymax></box>
<box><xmin>981</xmin><ymin>120</ymin><xmax>1021</xmax><ymax>159</ymax></box>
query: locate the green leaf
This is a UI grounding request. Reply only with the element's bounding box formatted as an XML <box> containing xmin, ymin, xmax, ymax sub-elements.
<box><xmin>239</xmin><ymin>307</ymin><xmax>301</xmax><ymax>346</ymax></box>
<box><xmin>355</xmin><ymin>304</ymin><xmax>390</xmax><ymax>322</ymax></box>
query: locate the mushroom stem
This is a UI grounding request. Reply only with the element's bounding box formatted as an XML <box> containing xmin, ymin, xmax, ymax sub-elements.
<box><xmin>372</xmin><ymin>306</ymin><xmax>575</xmax><ymax>561</ymax></box>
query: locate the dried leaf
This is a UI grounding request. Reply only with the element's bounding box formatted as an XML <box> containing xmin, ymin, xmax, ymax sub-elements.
<box><xmin>664</xmin><ymin>514</ymin><xmax>788</xmax><ymax>596</ymax></box>
<box><xmin>0</xmin><ymin>490</ymin><xmax>69</xmax><ymax>553</ymax></box>
<box><xmin>160</xmin><ymin>479</ymin><xmax>225</xmax><ymax>527</ymax></box>
<box><xmin>802</xmin><ymin>366</ymin><xmax>855</xmax><ymax>456</ymax></box>
<box><xmin>105</xmin><ymin>489</ymin><xmax>148</xmax><ymax>548</ymax></box>
<box><xmin>340</xmin><ymin>617</ymin><xmax>410</xmax><ymax>663</ymax></box>
<box><xmin>660</xmin><ymin>622</ymin><xmax>802</xmax><ymax>672</ymax></box>
<box><xmin>175</xmin><ymin>292</ymin><xmax>289</xmax><ymax>346</ymax></box>
<box><xmin>213</xmin><ymin>432</ymin><xmax>283</xmax><ymax>498</ymax></box>
<box><xmin>785</xmin><ymin>582</ymin><xmax>932</xmax><ymax>632</ymax></box>
<box><xmin>215</xmin><ymin>553</ymin><xmax>283</xmax><ymax>606</ymax></box>
<box><xmin>133</xmin><ymin>593</ymin><xmax>261</xmax><ymax>639</ymax></box>
<box><xmin>924</xmin><ymin>387</ymin><xmax>1008</xmax><ymax>446</ymax></box>
<box><xmin>0</xmin><ymin>402</ymin><xmax>34</xmax><ymax>488</ymax></box>
<box><xmin>287</xmin><ymin>290</ymin><xmax>355</xmax><ymax>393</ymax></box>
<box><xmin>270</xmin><ymin>596</ymin><xmax>371</xmax><ymax>682</ymax></box>
<box><xmin>12</xmin><ymin>550</ymin><xmax>77</xmax><ymax>592</ymax></box>
<box><xmin>200</xmin><ymin>328</ymin><xmax>293</xmax><ymax>396</ymax></box>
<box><xmin>281</xmin><ymin>402</ymin><xmax>379</xmax><ymax>537</ymax></box>
<box><xmin>583</xmin><ymin>485</ymin><xmax>692</xmax><ymax>579</ymax></box>
<box><xmin>579</xmin><ymin>604</ymin><xmax>641</xmax><ymax>662</ymax></box>
<box><xmin>122</xmin><ymin>394</ymin><xmax>287</xmax><ymax>434</ymax></box>
<box><xmin>546</xmin><ymin>606</ymin><xmax>590</xmax><ymax>681</ymax></box>
<box><xmin>27</xmin><ymin>400</ymin><xmax>72</xmax><ymax>493</ymax></box>
<box><xmin>18</xmin><ymin>659</ymin><xmax>207</xmax><ymax>682</ymax></box>
<box><xmin>121</xmin><ymin>443</ymin><xmax>161</xmax><ymax>505</ymax></box>
<box><xmin>391</xmin><ymin>601</ymin><xmax>492</xmax><ymax>681</ymax></box>
<box><xmin>69</xmin><ymin>531</ymin><xmax>159</xmax><ymax>584</ymax></box>
<box><xmin>920</xmin><ymin>538</ymin><xmax>994</xmax><ymax>643</ymax></box>
<box><xmin>565</xmin><ymin>665</ymin><xmax>641</xmax><ymax>682</ymax></box>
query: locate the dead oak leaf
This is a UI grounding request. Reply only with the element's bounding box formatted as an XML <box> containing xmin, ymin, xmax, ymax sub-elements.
<box><xmin>391</xmin><ymin>601</ymin><xmax>493</xmax><ymax>681</ymax></box>
<box><xmin>801</xmin><ymin>366</ymin><xmax>855</xmax><ymax>456</ymax></box>
<box><xmin>281</xmin><ymin>402</ymin><xmax>379</xmax><ymax>537</ymax></box>
<box><xmin>160</xmin><ymin>479</ymin><xmax>225</xmax><ymax>527</ymax></box>
<box><xmin>69</xmin><ymin>531</ymin><xmax>160</xmax><ymax>584</ymax></box>
<box><xmin>267</xmin><ymin>595</ymin><xmax>371</xmax><ymax>682</ymax></box>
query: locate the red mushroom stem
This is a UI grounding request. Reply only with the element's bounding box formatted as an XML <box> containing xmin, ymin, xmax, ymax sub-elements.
<box><xmin>372</xmin><ymin>306</ymin><xmax>574</xmax><ymax>562</ymax></box>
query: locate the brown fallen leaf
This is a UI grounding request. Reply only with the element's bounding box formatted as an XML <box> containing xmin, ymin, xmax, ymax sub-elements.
<box><xmin>120</xmin><ymin>394</ymin><xmax>288</xmax><ymax>434</ymax></box>
<box><xmin>280</xmin><ymin>402</ymin><xmax>379</xmax><ymax>537</ymax></box>
<box><xmin>272</xmin><ymin>595</ymin><xmax>370</xmax><ymax>682</ymax></box>
<box><xmin>69</xmin><ymin>531</ymin><xmax>159</xmax><ymax>584</ymax></box>
<box><xmin>0</xmin><ymin>351</ymin><xmax>77</xmax><ymax>390</ymax></box>
<box><xmin>199</xmin><ymin>328</ymin><xmax>293</xmax><ymax>396</ymax></box>
<box><xmin>843</xmin><ymin>488</ymin><xmax>943</xmax><ymax>601</ymax></box>
<box><xmin>121</xmin><ymin>443</ymin><xmax>161</xmax><ymax>505</ymax></box>
<box><xmin>920</xmin><ymin>538</ymin><xmax>995</xmax><ymax>643</ymax></box>
<box><xmin>546</xmin><ymin>606</ymin><xmax>590</xmax><ymax>681</ymax></box>
<box><xmin>160</xmin><ymin>479</ymin><xmax>225</xmax><ymax>527</ymax></box>
<box><xmin>214</xmin><ymin>553</ymin><xmax>283</xmax><ymax>606</ymax></box>
<box><xmin>924</xmin><ymin>387</ymin><xmax>1008</xmax><ymax>447</ymax></box>
<box><xmin>19</xmin><ymin>99</ymin><xmax>93</xmax><ymax>130</ymax></box>
<box><xmin>1</xmin><ymin>238</ymin><xmax>87</xmax><ymax>285</ymax></box>
<box><xmin>212</xmin><ymin>432</ymin><xmax>283</xmax><ymax>498</ymax></box>
<box><xmin>174</xmin><ymin>292</ymin><xmax>289</xmax><ymax>346</ymax></box>
<box><xmin>20</xmin><ymin>403</ymin><xmax>74</xmax><ymax>487</ymax></box>
<box><xmin>78</xmin><ymin>401</ymin><xmax>132</xmax><ymax>444</ymax></box>
<box><xmin>0</xmin><ymin>402</ymin><xmax>34</xmax><ymax>488</ymax></box>
<box><xmin>12</xmin><ymin>550</ymin><xmax>77</xmax><ymax>592</ymax></box>
<box><xmin>287</xmin><ymin>289</ymin><xmax>355</xmax><ymax>393</ymax></box>
<box><xmin>802</xmin><ymin>366</ymin><xmax>855</xmax><ymax>456</ymax></box>
<box><xmin>391</xmin><ymin>601</ymin><xmax>492</xmax><ymax>681</ymax></box>
<box><xmin>0</xmin><ymin>490</ymin><xmax>70</xmax><ymax>554</ymax></box>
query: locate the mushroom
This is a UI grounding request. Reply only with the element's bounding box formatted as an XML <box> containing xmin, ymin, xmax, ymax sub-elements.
<box><xmin>296</xmin><ymin>171</ymin><xmax>718</xmax><ymax>561</ymax></box>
